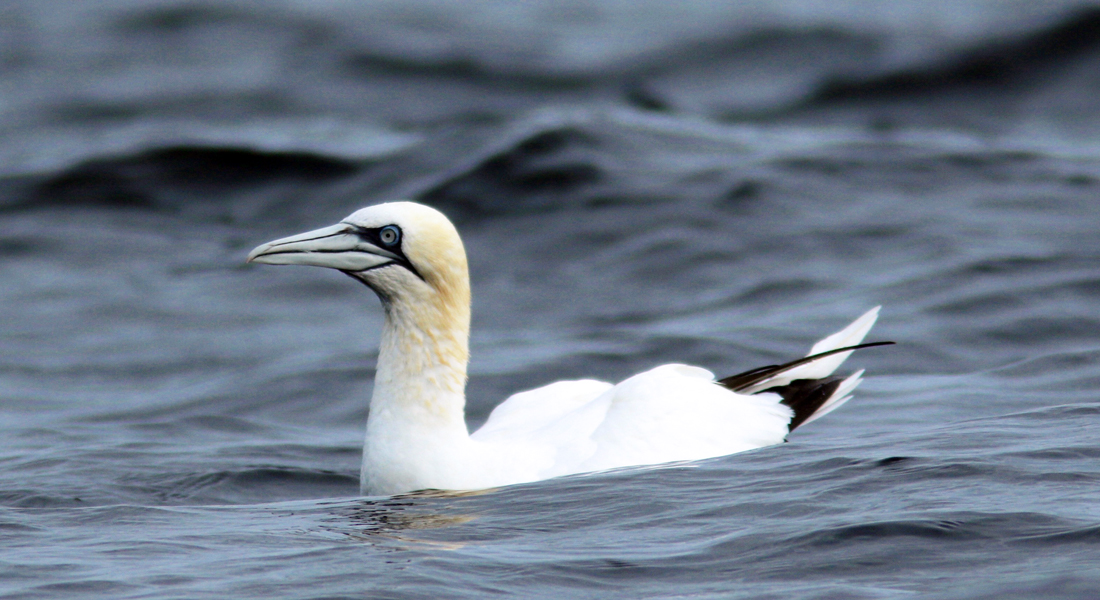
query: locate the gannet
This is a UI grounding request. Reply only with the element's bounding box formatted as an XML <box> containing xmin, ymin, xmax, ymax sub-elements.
<box><xmin>247</xmin><ymin>201</ymin><xmax>887</xmax><ymax>496</ymax></box>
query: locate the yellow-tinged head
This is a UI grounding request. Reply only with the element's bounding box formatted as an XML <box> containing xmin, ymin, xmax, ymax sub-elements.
<box><xmin>247</xmin><ymin>201</ymin><xmax>471</xmax><ymax>339</ymax></box>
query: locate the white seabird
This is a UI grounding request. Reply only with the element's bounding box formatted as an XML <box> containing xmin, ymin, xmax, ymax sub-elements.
<box><xmin>247</xmin><ymin>201</ymin><xmax>886</xmax><ymax>496</ymax></box>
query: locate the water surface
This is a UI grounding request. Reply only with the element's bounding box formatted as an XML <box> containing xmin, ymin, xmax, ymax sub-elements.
<box><xmin>3</xmin><ymin>1</ymin><xmax>1100</xmax><ymax>598</ymax></box>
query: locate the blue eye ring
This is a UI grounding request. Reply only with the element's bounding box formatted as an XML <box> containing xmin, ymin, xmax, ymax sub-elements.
<box><xmin>379</xmin><ymin>225</ymin><xmax>401</xmax><ymax>247</ymax></box>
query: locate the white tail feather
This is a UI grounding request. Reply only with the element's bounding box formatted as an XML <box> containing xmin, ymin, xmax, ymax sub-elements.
<box><xmin>809</xmin><ymin>306</ymin><xmax>881</xmax><ymax>357</ymax></box>
<box><xmin>743</xmin><ymin>306</ymin><xmax>880</xmax><ymax>393</ymax></box>
<box><xmin>799</xmin><ymin>369</ymin><xmax>863</xmax><ymax>426</ymax></box>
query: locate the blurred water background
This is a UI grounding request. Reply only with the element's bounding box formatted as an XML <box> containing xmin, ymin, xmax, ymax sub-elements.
<box><xmin>3</xmin><ymin>1</ymin><xmax>1100</xmax><ymax>598</ymax></box>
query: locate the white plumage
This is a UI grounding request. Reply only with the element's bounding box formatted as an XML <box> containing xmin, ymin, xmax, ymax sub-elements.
<box><xmin>248</xmin><ymin>201</ymin><xmax>881</xmax><ymax>496</ymax></box>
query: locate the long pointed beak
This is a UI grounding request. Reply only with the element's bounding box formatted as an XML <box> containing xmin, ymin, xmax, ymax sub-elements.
<box><xmin>247</xmin><ymin>223</ymin><xmax>399</xmax><ymax>272</ymax></box>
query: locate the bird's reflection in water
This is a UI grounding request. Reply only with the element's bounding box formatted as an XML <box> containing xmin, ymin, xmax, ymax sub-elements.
<box><xmin>317</xmin><ymin>488</ymin><xmax>496</xmax><ymax>550</ymax></box>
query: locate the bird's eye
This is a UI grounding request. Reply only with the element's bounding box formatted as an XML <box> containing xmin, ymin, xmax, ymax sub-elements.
<box><xmin>379</xmin><ymin>225</ymin><xmax>401</xmax><ymax>247</ymax></box>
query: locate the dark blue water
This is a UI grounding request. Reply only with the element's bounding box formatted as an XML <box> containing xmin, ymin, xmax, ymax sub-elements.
<box><xmin>4</xmin><ymin>1</ymin><xmax>1100</xmax><ymax>598</ymax></box>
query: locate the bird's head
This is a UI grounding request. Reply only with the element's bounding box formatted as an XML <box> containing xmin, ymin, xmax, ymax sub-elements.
<box><xmin>247</xmin><ymin>202</ymin><xmax>470</xmax><ymax>316</ymax></box>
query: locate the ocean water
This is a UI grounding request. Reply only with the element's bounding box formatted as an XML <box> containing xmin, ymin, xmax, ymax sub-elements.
<box><xmin>3</xmin><ymin>1</ymin><xmax>1100</xmax><ymax>598</ymax></box>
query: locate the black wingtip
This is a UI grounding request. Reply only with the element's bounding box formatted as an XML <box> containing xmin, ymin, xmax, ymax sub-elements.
<box><xmin>717</xmin><ymin>341</ymin><xmax>894</xmax><ymax>392</ymax></box>
<box><xmin>767</xmin><ymin>377</ymin><xmax>845</xmax><ymax>432</ymax></box>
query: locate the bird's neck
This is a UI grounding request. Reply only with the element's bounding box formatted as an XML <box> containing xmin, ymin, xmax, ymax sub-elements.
<box><xmin>371</xmin><ymin>297</ymin><xmax>470</xmax><ymax>426</ymax></box>
<box><xmin>362</xmin><ymin>290</ymin><xmax>474</xmax><ymax>494</ymax></box>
